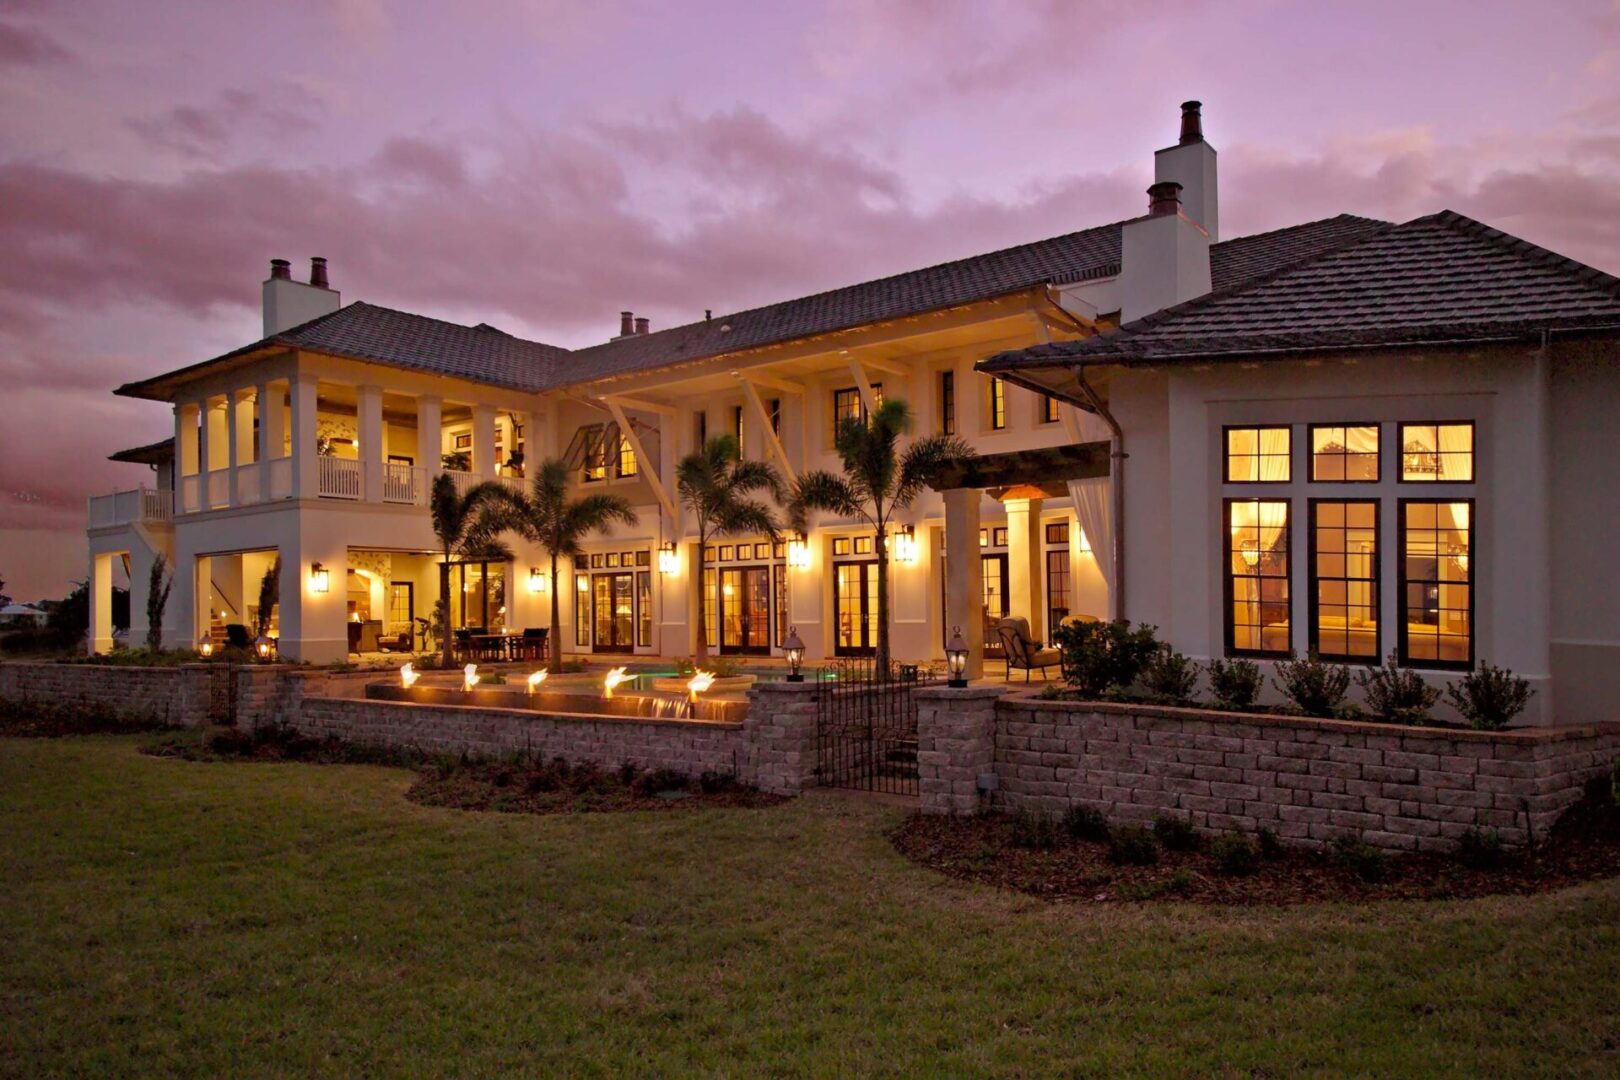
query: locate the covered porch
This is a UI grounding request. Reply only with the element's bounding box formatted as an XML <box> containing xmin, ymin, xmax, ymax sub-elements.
<box><xmin>932</xmin><ymin>440</ymin><xmax>1114</xmax><ymax>680</ymax></box>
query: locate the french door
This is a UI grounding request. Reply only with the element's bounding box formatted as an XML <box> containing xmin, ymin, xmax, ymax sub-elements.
<box><xmin>835</xmin><ymin>560</ymin><xmax>879</xmax><ymax>656</ymax></box>
<box><xmin>719</xmin><ymin>566</ymin><xmax>771</xmax><ymax>655</ymax></box>
<box><xmin>981</xmin><ymin>553</ymin><xmax>1009</xmax><ymax>658</ymax></box>
<box><xmin>591</xmin><ymin>572</ymin><xmax>635</xmax><ymax>653</ymax></box>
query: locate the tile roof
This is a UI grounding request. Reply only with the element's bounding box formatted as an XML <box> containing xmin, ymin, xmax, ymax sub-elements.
<box><xmin>108</xmin><ymin>437</ymin><xmax>175</xmax><ymax>464</ymax></box>
<box><xmin>982</xmin><ymin>210</ymin><xmax>1620</xmax><ymax>371</ymax></box>
<box><xmin>117</xmin><ymin>212</ymin><xmax>1388</xmax><ymax>400</ymax></box>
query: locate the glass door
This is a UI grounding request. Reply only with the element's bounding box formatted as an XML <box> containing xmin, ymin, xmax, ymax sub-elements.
<box><xmin>720</xmin><ymin>567</ymin><xmax>771</xmax><ymax>654</ymax></box>
<box><xmin>835</xmin><ymin>561</ymin><xmax>877</xmax><ymax>656</ymax></box>
<box><xmin>981</xmin><ymin>553</ymin><xmax>1009</xmax><ymax>658</ymax></box>
<box><xmin>591</xmin><ymin>572</ymin><xmax>635</xmax><ymax>653</ymax></box>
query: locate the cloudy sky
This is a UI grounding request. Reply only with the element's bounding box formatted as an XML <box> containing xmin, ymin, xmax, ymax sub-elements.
<box><xmin>2</xmin><ymin>0</ymin><xmax>1618</xmax><ymax>601</ymax></box>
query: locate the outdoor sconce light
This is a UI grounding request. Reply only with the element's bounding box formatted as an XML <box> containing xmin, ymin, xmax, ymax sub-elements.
<box><xmin>787</xmin><ymin>533</ymin><xmax>811</xmax><ymax>569</ymax></box>
<box><xmin>1077</xmin><ymin>528</ymin><xmax>1092</xmax><ymax>555</ymax></box>
<box><xmin>528</xmin><ymin>567</ymin><xmax>546</xmax><ymax>593</ymax></box>
<box><xmin>893</xmin><ymin>525</ymin><xmax>918</xmax><ymax>565</ymax></box>
<box><xmin>254</xmin><ymin>635</ymin><xmax>275</xmax><ymax>662</ymax></box>
<box><xmin>783</xmin><ymin>626</ymin><xmax>806</xmax><ymax>682</ymax></box>
<box><xmin>946</xmin><ymin>626</ymin><xmax>969</xmax><ymax>688</ymax></box>
<box><xmin>310</xmin><ymin>562</ymin><xmax>330</xmax><ymax>593</ymax></box>
<box><xmin>577</xmin><ymin>575</ymin><xmax>590</xmax><ymax>594</ymax></box>
<box><xmin>197</xmin><ymin>637</ymin><xmax>214</xmax><ymax>658</ymax></box>
<box><xmin>658</xmin><ymin>542</ymin><xmax>678</xmax><ymax>574</ymax></box>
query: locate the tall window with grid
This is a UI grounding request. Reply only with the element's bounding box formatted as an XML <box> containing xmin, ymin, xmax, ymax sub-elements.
<box><xmin>1310</xmin><ymin>500</ymin><xmax>1379</xmax><ymax>660</ymax></box>
<box><xmin>1225</xmin><ymin>499</ymin><xmax>1291</xmax><ymax>656</ymax></box>
<box><xmin>1400</xmin><ymin>500</ymin><xmax>1473</xmax><ymax>668</ymax></box>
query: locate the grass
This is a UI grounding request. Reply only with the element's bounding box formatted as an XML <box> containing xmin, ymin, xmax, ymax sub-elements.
<box><xmin>3</xmin><ymin>738</ymin><xmax>1620</xmax><ymax>1077</ymax></box>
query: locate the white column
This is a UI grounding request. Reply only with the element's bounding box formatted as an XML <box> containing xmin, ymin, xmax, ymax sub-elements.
<box><xmin>225</xmin><ymin>390</ymin><xmax>241</xmax><ymax>507</ymax></box>
<box><xmin>290</xmin><ymin>373</ymin><xmax>319</xmax><ymax>498</ymax></box>
<box><xmin>197</xmin><ymin>397</ymin><xmax>214</xmax><ymax>509</ymax></box>
<box><xmin>234</xmin><ymin>389</ymin><xmax>255</xmax><ymax>465</ymax></box>
<box><xmin>90</xmin><ymin>552</ymin><xmax>114</xmax><ymax>654</ymax></box>
<box><xmin>206</xmin><ymin>396</ymin><xmax>229</xmax><ymax>471</ymax></box>
<box><xmin>1005</xmin><ymin>496</ymin><xmax>1044</xmax><ymax>642</ymax></box>
<box><xmin>510</xmin><ymin>409</ymin><xmax>532</xmax><ymax>477</ymax></box>
<box><xmin>472</xmin><ymin>404</ymin><xmax>497</xmax><ymax>477</ymax></box>
<box><xmin>256</xmin><ymin>381</ymin><xmax>273</xmax><ymax>498</ymax></box>
<box><xmin>358</xmin><ymin>384</ymin><xmax>384</xmax><ymax>501</ymax></box>
<box><xmin>943</xmin><ymin>487</ymin><xmax>984</xmax><ymax>679</ymax></box>
<box><xmin>417</xmin><ymin>395</ymin><xmax>443</xmax><ymax>476</ymax></box>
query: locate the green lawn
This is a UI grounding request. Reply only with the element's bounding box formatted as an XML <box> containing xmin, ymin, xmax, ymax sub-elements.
<box><xmin>3</xmin><ymin>738</ymin><xmax>1619</xmax><ymax>1078</ymax></box>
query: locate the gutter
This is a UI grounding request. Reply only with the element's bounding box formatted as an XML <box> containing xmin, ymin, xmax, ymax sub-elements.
<box><xmin>1042</xmin><ymin>287</ymin><xmax>1128</xmax><ymax>621</ymax></box>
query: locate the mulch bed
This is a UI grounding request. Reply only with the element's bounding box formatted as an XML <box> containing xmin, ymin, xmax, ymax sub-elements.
<box><xmin>891</xmin><ymin>797</ymin><xmax>1620</xmax><ymax>905</ymax></box>
<box><xmin>406</xmin><ymin>761</ymin><xmax>785</xmax><ymax>816</ymax></box>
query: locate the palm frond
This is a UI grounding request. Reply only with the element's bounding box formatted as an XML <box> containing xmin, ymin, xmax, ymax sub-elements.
<box><xmin>789</xmin><ymin>470</ymin><xmax>864</xmax><ymax>533</ymax></box>
<box><xmin>894</xmin><ymin>434</ymin><xmax>973</xmax><ymax>508</ymax></box>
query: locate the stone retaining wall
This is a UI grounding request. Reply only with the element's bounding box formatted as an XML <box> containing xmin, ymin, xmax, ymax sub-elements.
<box><xmin>0</xmin><ymin>661</ymin><xmax>213</xmax><ymax>727</ymax></box>
<box><xmin>917</xmin><ymin>689</ymin><xmax>1620</xmax><ymax>852</ymax></box>
<box><xmin>3</xmin><ymin>660</ymin><xmax>823</xmax><ymax>794</ymax></box>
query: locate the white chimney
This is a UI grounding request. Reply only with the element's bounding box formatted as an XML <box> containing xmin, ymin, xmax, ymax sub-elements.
<box><xmin>1119</xmin><ymin>181</ymin><xmax>1212</xmax><ymax>324</ymax></box>
<box><xmin>263</xmin><ymin>257</ymin><xmax>340</xmax><ymax>337</ymax></box>
<box><xmin>1154</xmin><ymin>100</ymin><xmax>1218</xmax><ymax>242</ymax></box>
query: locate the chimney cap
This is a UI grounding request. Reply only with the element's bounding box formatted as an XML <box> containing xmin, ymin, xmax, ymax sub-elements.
<box><xmin>269</xmin><ymin>258</ymin><xmax>291</xmax><ymax>281</ymax></box>
<box><xmin>618</xmin><ymin>310</ymin><xmax>634</xmax><ymax>338</ymax></box>
<box><xmin>1147</xmin><ymin>181</ymin><xmax>1183</xmax><ymax>216</ymax></box>
<box><xmin>1178</xmin><ymin>100</ymin><xmax>1204</xmax><ymax>145</ymax></box>
<box><xmin>309</xmin><ymin>256</ymin><xmax>329</xmax><ymax>289</ymax></box>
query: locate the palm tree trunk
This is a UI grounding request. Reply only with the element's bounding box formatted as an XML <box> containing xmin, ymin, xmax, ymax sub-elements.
<box><xmin>548</xmin><ymin>553</ymin><xmax>562</xmax><ymax>668</ymax></box>
<box><xmin>693</xmin><ymin>529</ymin><xmax>709</xmax><ymax>663</ymax></box>
<box><xmin>875</xmin><ymin>537</ymin><xmax>891</xmax><ymax>676</ymax></box>
<box><xmin>439</xmin><ymin>555</ymin><xmax>454</xmax><ymax>667</ymax></box>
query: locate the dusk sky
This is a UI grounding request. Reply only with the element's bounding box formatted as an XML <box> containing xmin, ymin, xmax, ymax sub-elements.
<box><xmin>2</xmin><ymin>0</ymin><xmax>1618</xmax><ymax>601</ymax></box>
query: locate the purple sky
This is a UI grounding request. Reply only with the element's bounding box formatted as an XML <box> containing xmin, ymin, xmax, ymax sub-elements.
<box><xmin>2</xmin><ymin>0</ymin><xmax>1618</xmax><ymax>602</ymax></box>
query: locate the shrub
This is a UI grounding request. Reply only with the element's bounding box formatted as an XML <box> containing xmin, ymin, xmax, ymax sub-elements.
<box><xmin>1583</xmin><ymin>773</ymin><xmax>1614</xmax><ymax>806</ymax></box>
<box><xmin>1052</xmin><ymin>619</ymin><xmax>1162</xmax><ymax>699</ymax></box>
<box><xmin>1211</xmin><ymin>831</ymin><xmax>1258</xmax><ymax>876</ymax></box>
<box><xmin>1062</xmin><ymin>804</ymin><xmax>1110</xmax><ymax>842</ymax></box>
<box><xmin>1330</xmin><ymin>835</ymin><xmax>1387</xmax><ymax>883</ymax></box>
<box><xmin>698</xmin><ymin>770</ymin><xmax>741</xmax><ymax>794</ymax></box>
<box><xmin>630</xmin><ymin>768</ymin><xmax>690</xmax><ymax>797</ymax></box>
<box><xmin>1108</xmin><ymin>825</ymin><xmax>1159</xmax><ymax>865</ymax></box>
<box><xmin>1009</xmin><ymin>808</ymin><xmax>1064</xmax><ymax>850</ymax></box>
<box><xmin>1142</xmin><ymin>647</ymin><xmax>1201</xmax><ymax>705</ymax></box>
<box><xmin>674</xmin><ymin>655</ymin><xmax>745</xmax><ymax>678</ymax></box>
<box><xmin>1152</xmin><ymin>814</ymin><xmax>1201</xmax><ymax>852</ymax></box>
<box><xmin>1207</xmin><ymin>658</ymin><xmax>1262</xmax><ymax>711</ymax></box>
<box><xmin>1445</xmin><ymin>663</ymin><xmax>1533</xmax><ymax>730</ymax></box>
<box><xmin>1272</xmin><ymin>652</ymin><xmax>1351</xmax><ymax>718</ymax></box>
<box><xmin>1356</xmin><ymin>652</ymin><xmax>1440</xmax><ymax>724</ymax></box>
<box><xmin>1256</xmin><ymin>827</ymin><xmax>1284</xmax><ymax>861</ymax></box>
<box><xmin>1455</xmin><ymin>827</ymin><xmax>1508</xmax><ymax>871</ymax></box>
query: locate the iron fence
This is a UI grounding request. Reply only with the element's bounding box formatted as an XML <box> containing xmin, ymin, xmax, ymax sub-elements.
<box><xmin>814</xmin><ymin>658</ymin><xmax>937</xmax><ymax>795</ymax></box>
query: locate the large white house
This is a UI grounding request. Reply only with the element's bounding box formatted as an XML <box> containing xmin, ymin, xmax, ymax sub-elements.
<box><xmin>88</xmin><ymin>103</ymin><xmax>1620</xmax><ymax>724</ymax></box>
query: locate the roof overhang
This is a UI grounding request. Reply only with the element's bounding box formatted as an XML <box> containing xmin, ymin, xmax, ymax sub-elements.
<box><xmin>109</xmin><ymin>437</ymin><xmax>175</xmax><ymax>465</ymax></box>
<box><xmin>930</xmin><ymin>440</ymin><xmax>1110</xmax><ymax>492</ymax></box>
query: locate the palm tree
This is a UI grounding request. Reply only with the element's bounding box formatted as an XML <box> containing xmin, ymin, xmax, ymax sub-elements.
<box><xmin>483</xmin><ymin>458</ymin><xmax>638</xmax><ymax>665</ymax></box>
<box><xmin>790</xmin><ymin>398</ymin><xmax>969</xmax><ymax>671</ymax></box>
<box><xmin>676</xmin><ymin>434</ymin><xmax>785</xmax><ymax>663</ymax></box>
<box><xmin>429</xmin><ymin>472</ymin><xmax>513</xmax><ymax>666</ymax></box>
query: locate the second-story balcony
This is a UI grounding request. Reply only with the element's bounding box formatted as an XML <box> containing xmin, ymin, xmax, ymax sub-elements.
<box><xmin>88</xmin><ymin>487</ymin><xmax>173</xmax><ymax>530</ymax></box>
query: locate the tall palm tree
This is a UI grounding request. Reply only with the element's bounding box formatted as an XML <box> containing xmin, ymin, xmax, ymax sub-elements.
<box><xmin>429</xmin><ymin>472</ymin><xmax>513</xmax><ymax>666</ymax></box>
<box><xmin>676</xmin><ymin>434</ymin><xmax>785</xmax><ymax>663</ymax></box>
<box><xmin>483</xmin><ymin>458</ymin><xmax>638</xmax><ymax>665</ymax></box>
<box><xmin>790</xmin><ymin>398</ymin><xmax>969</xmax><ymax>671</ymax></box>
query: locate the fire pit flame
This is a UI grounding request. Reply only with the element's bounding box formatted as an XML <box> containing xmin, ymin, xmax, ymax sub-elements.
<box><xmin>527</xmin><ymin>669</ymin><xmax>548</xmax><ymax>693</ymax></box>
<box><xmin>400</xmin><ymin>662</ymin><xmax>420</xmax><ymax>689</ymax></box>
<box><xmin>603</xmin><ymin>666</ymin><xmax>629</xmax><ymax>697</ymax></box>
<box><xmin>462</xmin><ymin>663</ymin><xmax>480</xmax><ymax>692</ymax></box>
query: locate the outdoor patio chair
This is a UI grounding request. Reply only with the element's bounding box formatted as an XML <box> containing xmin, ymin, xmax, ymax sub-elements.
<box><xmin>995</xmin><ymin>617</ymin><xmax>1061</xmax><ymax>683</ymax></box>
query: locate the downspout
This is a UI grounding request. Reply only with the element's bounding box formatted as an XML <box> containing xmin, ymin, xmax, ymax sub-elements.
<box><xmin>1041</xmin><ymin>286</ymin><xmax>1128</xmax><ymax>621</ymax></box>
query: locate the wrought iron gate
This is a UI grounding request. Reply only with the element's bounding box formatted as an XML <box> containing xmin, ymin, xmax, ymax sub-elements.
<box><xmin>815</xmin><ymin>659</ymin><xmax>935</xmax><ymax>795</ymax></box>
<box><xmin>206</xmin><ymin>664</ymin><xmax>237</xmax><ymax>725</ymax></box>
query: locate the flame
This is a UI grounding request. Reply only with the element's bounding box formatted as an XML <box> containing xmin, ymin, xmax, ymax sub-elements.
<box><xmin>527</xmin><ymin>669</ymin><xmax>549</xmax><ymax>693</ymax></box>
<box><xmin>400</xmin><ymin>663</ymin><xmax>420</xmax><ymax>689</ymax></box>
<box><xmin>462</xmin><ymin>663</ymin><xmax>480</xmax><ymax>692</ymax></box>
<box><xmin>602</xmin><ymin>666</ymin><xmax>629</xmax><ymax>697</ymax></box>
<box><xmin>687</xmin><ymin>669</ymin><xmax>716</xmax><ymax>695</ymax></box>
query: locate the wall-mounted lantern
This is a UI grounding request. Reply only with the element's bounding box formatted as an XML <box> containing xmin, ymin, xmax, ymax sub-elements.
<box><xmin>893</xmin><ymin>524</ymin><xmax>918</xmax><ymax>565</ymax></box>
<box><xmin>658</xmin><ymin>542</ymin><xmax>678</xmax><ymax>574</ymax></box>
<box><xmin>529</xmin><ymin>567</ymin><xmax>546</xmax><ymax>593</ymax></box>
<box><xmin>787</xmin><ymin>532</ymin><xmax>811</xmax><ymax>570</ymax></box>
<box><xmin>310</xmin><ymin>561</ymin><xmax>330</xmax><ymax>593</ymax></box>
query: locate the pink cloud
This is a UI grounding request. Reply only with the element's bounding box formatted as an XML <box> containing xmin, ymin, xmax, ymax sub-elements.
<box><xmin>0</xmin><ymin>20</ymin><xmax>70</xmax><ymax>66</ymax></box>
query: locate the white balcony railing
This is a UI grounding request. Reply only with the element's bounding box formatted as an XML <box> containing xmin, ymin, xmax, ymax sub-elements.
<box><xmin>382</xmin><ymin>462</ymin><xmax>425</xmax><ymax>505</ymax></box>
<box><xmin>268</xmin><ymin>457</ymin><xmax>293</xmax><ymax>500</ymax></box>
<box><xmin>235</xmin><ymin>465</ymin><xmax>261</xmax><ymax>506</ymax></box>
<box><xmin>318</xmin><ymin>455</ymin><xmax>362</xmax><ymax>500</ymax></box>
<box><xmin>205</xmin><ymin>470</ymin><xmax>229</xmax><ymax>508</ymax></box>
<box><xmin>88</xmin><ymin>487</ymin><xmax>173</xmax><ymax>529</ymax></box>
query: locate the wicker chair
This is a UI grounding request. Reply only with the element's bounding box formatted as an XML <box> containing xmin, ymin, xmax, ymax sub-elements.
<box><xmin>995</xmin><ymin>617</ymin><xmax>1062</xmax><ymax>683</ymax></box>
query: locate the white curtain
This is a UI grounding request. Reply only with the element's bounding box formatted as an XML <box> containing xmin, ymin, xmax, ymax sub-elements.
<box><xmin>1260</xmin><ymin>427</ymin><xmax>1291</xmax><ymax>482</ymax></box>
<box><xmin>1438</xmin><ymin>423</ymin><xmax>1472</xmax><ymax>481</ymax></box>
<box><xmin>1064</xmin><ymin>406</ymin><xmax>1115</xmax><ymax>620</ymax></box>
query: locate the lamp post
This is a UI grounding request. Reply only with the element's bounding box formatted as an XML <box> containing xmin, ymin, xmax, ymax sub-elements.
<box><xmin>254</xmin><ymin>635</ymin><xmax>275</xmax><ymax>663</ymax></box>
<box><xmin>197</xmin><ymin>637</ymin><xmax>214</xmax><ymax>659</ymax></box>
<box><xmin>946</xmin><ymin>625</ymin><xmax>969</xmax><ymax>688</ymax></box>
<box><xmin>783</xmin><ymin>626</ymin><xmax>805</xmax><ymax>682</ymax></box>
